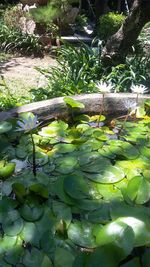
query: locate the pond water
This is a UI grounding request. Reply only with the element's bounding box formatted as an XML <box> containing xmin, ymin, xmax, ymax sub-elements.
<box><xmin>0</xmin><ymin>112</ymin><xmax>150</xmax><ymax>266</ymax></box>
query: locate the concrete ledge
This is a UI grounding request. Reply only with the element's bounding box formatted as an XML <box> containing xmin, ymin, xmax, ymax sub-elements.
<box><xmin>0</xmin><ymin>93</ymin><xmax>150</xmax><ymax>121</ymax></box>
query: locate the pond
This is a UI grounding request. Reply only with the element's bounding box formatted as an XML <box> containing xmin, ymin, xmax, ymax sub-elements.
<box><xmin>0</xmin><ymin>100</ymin><xmax>150</xmax><ymax>267</ymax></box>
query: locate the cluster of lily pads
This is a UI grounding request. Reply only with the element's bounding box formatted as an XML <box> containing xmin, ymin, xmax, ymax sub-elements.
<box><xmin>0</xmin><ymin>99</ymin><xmax>150</xmax><ymax>267</ymax></box>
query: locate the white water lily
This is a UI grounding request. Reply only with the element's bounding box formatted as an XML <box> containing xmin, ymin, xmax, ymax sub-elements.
<box><xmin>131</xmin><ymin>84</ymin><xmax>148</xmax><ymax>94</ymax></box>
<box><xmin>16</xmin><ymin>115</ymin><xmax>40</xmax><ymax>132</ymax></box>
<box><xmin>123</xmin><ymin>100</ymin><xmax>137</xmax><ymax>111</ymax></box>
<box><xmin>96</xmin><ymin>81</ymin><xmax>114</xmax><ymax>93</ymax></box>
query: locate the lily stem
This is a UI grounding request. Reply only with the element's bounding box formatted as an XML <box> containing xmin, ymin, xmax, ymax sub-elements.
<box><xmin>98</xmin><ymin>93</ymin><xmax>105</xmax><ymax>127</ymax></box>
<box><xmin>118</xmin><ymin>109</ymin><xmax>130</xmax><ymax>136</ymax></box>
<box><xmin>30</xmin><ymin>133</ymin><xmax>36</xmax><ymax>177</ymax></box>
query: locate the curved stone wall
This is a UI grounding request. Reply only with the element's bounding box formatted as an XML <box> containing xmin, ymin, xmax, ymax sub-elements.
<box><xmin>0</xmin><ymin>93</ymin><xmax>150</xmax><ymax>121</ymax></box>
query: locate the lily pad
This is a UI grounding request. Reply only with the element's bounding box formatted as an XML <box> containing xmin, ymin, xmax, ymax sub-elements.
<box><xmin>96</xmin><ymin>220</ymin><xmax>134</xmax><ymax>258</ymax></box>
<box><xmin>55</xmin><ymin>176</ymin><xmax>75</xmax><ymax>205</ymax></box>
<box><xmin>78</xmin><ymin>151</ymin><xmax>101</xmax><ymax>166</ymax></box>
<box><xmin>0</xmin><ymin>121</ymin><xmax>12</xmax><ymax>134</ymax></box>
<box><xmin>126</xmin><ymin>176</ymin><xmax>150</xmax><ymax>204</ymax></box>
<box><xmin>54</xmin><ymin>143</ymin><xmax>76</xmax><ymax>154</ymax></box>
<box><xmin>23</xmin><ymin>247</ymin><xmax>43</xmax><ymax>267</ymax></box>
<box><xmin>0</xmin><ymin>236</ymin><xmax>17</xmax><ymax>254</ymax></box>
<box><xmin>85</xmin><ymin>166</ymin><xmax>125</xmax><ymax>184</ymax></box>
<box><xmin>39</xmin><ymin>121</ymin><xmax>68</xmax><ymax>137</ymax></box>
<box><xmin>64</xmin><ymin>97</ymin><xmax>85</xmax><ymax>109</ymax></box>
<box><xmin>19</xmin><ymin>202</ymin><xmax>44</xmax><ymax>222</ymax></box>
<box><xmin>64</xmin><ymin>174</ymin><xmax>90</xmax><ymax>199</ymax></box>
<box><xmin>55</xmin><ymin>156</ymin><xmax>78</xmax><ymax>174</ymax></box>
<box><xmin>0</xmin><ymin>161</ymin><xmax>15</xmax><ymax>180</ymax></box>
<box><xmin>54</xmin><ymin>247</ymin><xmax>75</xmax><ymax>267</ymax></box>
<box><xmin>28</xmin><ymin>151</ymin><xmax>48</xmax><ymax>166</ymax></box>
<box><xmin>2</xmin><ymin>210</ymin><xmax>24</xmax><ymax>236</ymax></box>
<box><xmin>68</xmin><ymin>221</ymin><xmax>96</xmax><ymax>248</ymax></box>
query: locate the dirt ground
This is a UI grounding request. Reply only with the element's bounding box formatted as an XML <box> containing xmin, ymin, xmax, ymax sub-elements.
<box><xmin>0</xmin><ymin>55</ymin><xmax>56</xmax><ymax>96</ymax></box>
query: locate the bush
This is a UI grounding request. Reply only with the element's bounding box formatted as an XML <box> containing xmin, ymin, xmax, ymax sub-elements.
<box><xmin>98</xmin><ymin>12</ymin><xmax>125</xmax><ymax>40</ymax></box>
<box><xmin>0</xmin><ymin>21</ymin><xmax>42</xmax><ymax>55</ymax></box>
<box><xmin>35</xmin><ymin>42</ymin><xmax>103</xmax><ymax>98</ymax></box>
<box><xmin>103</xmin><ymin>55</ymin><xmax>150</xmax><ymax>93</ymax></box>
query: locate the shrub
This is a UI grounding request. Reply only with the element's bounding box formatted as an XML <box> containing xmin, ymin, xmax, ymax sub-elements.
<box><xmin>35</xmin><ymin>42</ymin><xmax>103</xmax><ymax>98</ymax></box>
<box><xmin>98</xmin><ymin>12</ymin><xmax>125</xmax><ymax>40</ymax></box>
<box><xmin>0</xmin><ymin>21</ymin><xmax>42</xmax><ymax>55</ymax></box>
<box><xmin>103</xmin><ymin>55</ymin><xmax>150</xmax><ymax>93</ymax></box>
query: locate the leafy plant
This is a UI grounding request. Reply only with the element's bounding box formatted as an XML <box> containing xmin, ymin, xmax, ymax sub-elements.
<box><xmin>104</xmin><ymin>56</ymin><xmax>150</xmax><ymax>93</ymax></box>
<box><xmin>36</xmin><ymin>42</ymin><xmax>102</xmax><ymax>98</ymax></box>
<box><xmin>98</xmin><ymin>12</ymin><xmax>126</xmax><ymax>40</ymax></box>
<box><xmin>0</xmin><ymin>20</ymin><xmax>42</xmax><ymax>55</ymax></box>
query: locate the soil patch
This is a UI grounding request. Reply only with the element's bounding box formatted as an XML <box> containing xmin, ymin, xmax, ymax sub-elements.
<box><xmin>0</xmin><ymin>55</ymin><xmax>56</xmax><ymax>96</ymax></box>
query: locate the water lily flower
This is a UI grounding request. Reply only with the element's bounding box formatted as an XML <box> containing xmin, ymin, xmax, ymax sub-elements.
<box><xmin>131</xmin><ymin>84</ymin><xmax>148</xmax><ymax>94</ymax></box>
<box><xmin>123</xmin><ymin>100</ymin><xmax>137</xmax><ymax>111</ymax></box>
<box><xmin>16</xmin><ymin>115</ymin><xmax>40</xmax><ymax>132</ymax></box>
<box><xmin>96</xmin><ymin>81</ymin><xmax>114</xmax><ymax>93</ymax></box>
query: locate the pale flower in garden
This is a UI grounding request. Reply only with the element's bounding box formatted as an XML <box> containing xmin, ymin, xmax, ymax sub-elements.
<box><xmin>123</xmin><ymin>100</ymin><xmax>137</xmax><ymax>111</ymax></box>
<box><xmin>16</xmin><ymin>115</ymin><xmax>40</xmax><ymax>132</ymax></box>
<box><xmin>131</xmin><ymin>84</ymin><xmax>148</xmax><ymax>94</ymax></box>
<box><xmin>96</xmin><ymin>81</ymin><xmax>114</xmax><ymax>93</ymax></box>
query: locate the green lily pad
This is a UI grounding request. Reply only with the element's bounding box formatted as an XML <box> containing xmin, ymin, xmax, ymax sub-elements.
<box><xmin>78</xmin><ymin>151</ymin><xmax>101</xmax><ymax>166</ymax></box>
<box><xmin>126</xmin><ymin>176</ymin><xmax>150</xmax><ymax>204</ymax></box>
<box><xmin>55</xmin><ymin>156</ymin><xmax>78</xmax><ymax>174</ymax></box>
<box><xmin>16</xmin><ymin>145</ymin><xmax>28</xmax><ymax>159</ymax></box>
<box><xmin>12</xmin><ymin>183</ymin><xmax>26</xmax><ymax>201</ymax></box>
<box><xmin>19</xmin><ymin>202</ymin><xmax>44</xmax><ymax>222</ymax></box>
<box><xmin>110</xmin><ymin>202</ymin><xmax>150</xmax><ymax>246</ymax></box>
<box><xmin>4</xmin><ymin>245</ymin><xmax>24</xmax><ymax>265</ymax></box>
<box><xmin>52</xmin><ymin>201</ymin><xmax>72</xmax><ymax>228</ymax></box>
<box><xmin>116</xmin><ymin>217</ymin><xmax>150</xmax><ymax>247</ymax></box>
<box><xmin>139</xmin><ymin>146</ymin><xmax>150</xmax><ymax>159</ymax></box>
<box><xmin>23</xmin><ymin>247</ymin><xmax>43</xmax><ymax>267</ymax></box>
<box><xmin>0</xmin><ymin>161</ymin><xmax>15</xmax><ymax>180</ymax></box>
<box><xmin>28</xmin><ymin>151</ymin><xmax>48</xmax><ymax>166</ymax></box>
<box><xmin>54</xmin><ymin>247</ymin><xmax>75</xmax><ymax>267</ymax></box>
<box><xmin>54</xmin><ymin>143</ymin><xmax>76</xmax><ymax>154</ymax></box>
<box><xmin>143</xmin><ymin>169</ymin><xmax>150</xmax><ymax>180</ymax></box>
<box><xmin>93</xmin><ymin>130</ymin><xmax>108</xmax><ymax>141</ymax></box>
<box><xmin>54</xmin><ymin>176</ymin><xmax>75</xmax><ymax>205</ymax></box>
<box><xmin>29</xmin><ymin>183</ymin><xmax>49</xmax><ymax>198</ymax></box>
<box><xmin>39</xmin><ymin>121</ymin><xmax>68</xmax><ymax>137</ymax></box>
<box><xmin>68</xmin><ymin>221</ymin><xmax>96</xmax><ymax>248</ymax></box>
<box><xmin>87</xmin><ymin>202</ymin><xmax>110</xmax><ymax>223</ymax></box>
<box><xmin>20</xmin><ymin>221</ymin><xmax>39</xmax><ymax>246</ymax></box>
<box><xmin>96</xmin><ymin>220</ymin><xmax>134</xmax><ymax>258</ymax></box>
<box><xmin>41</xmin><ymin>255</ymin><xmax>53</xmax><ymax>267</ymax></box>
<box><xmin>87</xmin><ymin>246</ymin><xmax>122</xmax><ymax>267</ymax></box>
<box><xmin>90</xmin><ymin>114</ymin><xmax>106</xmax><ymax>122</ymax></box>
<box><xmin>64</xmin><ymin>174</ymin><xmax>90</xmax><ymax>199</ymax></box>
<box><xmin>0</xmin><ymin>121</ymin><xmax>12</xmax><ymax>134</ymax></box>
<box><xmin>2</xmin><ymin>210</ymin><xmax>24</xmax><ymax>236</ymax></box>
<box><xmin>79</xmin><ymin>139</ymin><xmax>103</xmax><ymax>152</ymax></box>
<box><xmin>75</xmin><ymin>199</ymin><xmax>105</xmax><ymax>211</ymax></box>
<box><xmin>85</xmin><ymin>166</ymin><xmax>125</xmax><ymax>184</ymax></box>
<box><xmin>0</xmin><ymin>236</ymin><xmax>17</xmax><ymax>254</ymax></box>
<box><xmin>64</xmin><ymin>97</ymin><xmax>85</xmax><ymax>109</ymax></box>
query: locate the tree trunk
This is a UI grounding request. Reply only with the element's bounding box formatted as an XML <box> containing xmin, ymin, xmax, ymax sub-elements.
<box><xmin>101</xmin><ymin>0</ymin><xmax>150</xmax><ymax>66</ymax></box>
<box><xmin>95</xmin><ymin>0</ymin><xmax>109</xmax><ymax>22</ymax></box>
